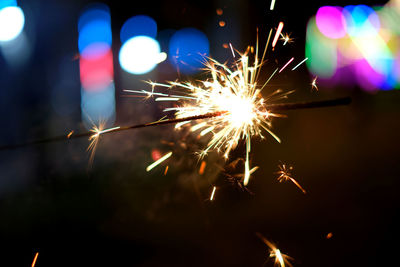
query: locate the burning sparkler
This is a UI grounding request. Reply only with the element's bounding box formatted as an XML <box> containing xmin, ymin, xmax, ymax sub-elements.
<box><xmin>126</xmin><ymin>37</ymin><xmax>296</xmax><ymax>186</ymax></box>
<box><xmin>257</xmin><ymin>233</ymin><xmax>293</xmax><ymax>267</ymax></box>
<box><xmin>276</xmin><ymin>163</ymin><xmax>306</xmax><ymax>194</ymax></box>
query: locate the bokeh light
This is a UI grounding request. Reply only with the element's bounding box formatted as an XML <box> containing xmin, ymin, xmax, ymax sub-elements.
<box><xmin>169</xmin><ymin>28</ymin><xmax>209</xmax><ymax>74</ymax></box>
<box><xmin>78</xmin><ymin>4</ymin><xmax>115</xmax><ymax>127</ymax></box>
<box><xmin>306</xmin><ymin>1</ymin><xmax>400</xmax><ymax>91</ymax></box>
<box><xmin>0</xmin><ymin>0</ymin><xmax>16</xmax><ymax>10</ymax></box>
<box><xmin>120</xmin><ymin>15</ymin><xmax>157</xmax><ymax>43</ymax></box>
<box><xmin>0</xmin><ymin>6</ymin><xmax>25</xmax><ymax>42</ymax></box>
<box><xmin>316</xmin><ymin>6</ymin><xmax>347</xmax><ymax>39</ymax></box>
<box><xmin>119</xmin><ymin>36</ymin><xmax>164</xmax><ymax>75</ymax></box>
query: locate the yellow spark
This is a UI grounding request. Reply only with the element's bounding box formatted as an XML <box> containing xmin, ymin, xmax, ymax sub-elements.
<box><xmin>270</xmin><ymin>0</ymin><xmax>276</xmax><ymax>10</ymax></box>
<box><xmin>31</xmin><ymin>252</ymin><xmax>39</xmax><ymax>267</ymax></box>
<box><xmin>129</xmin><ymin>39</ymin><xmax>291</xmax><ymax>185</ymax></box>
<box><xmin>88</xmin><ymin>124</ymin><xmax>120</xmax><ymax>164</ymax></box>
<box><xmin>276</xmin><ymin>163</ymin><xmax>307</xmax><ymax>194</ymax></box>
<box><xmin>280</xmin><ymin>32</ymin><xmax>293</xmax><ymax>46</ymax></box>
<box><xmin>311</xmin><ymin>76</ymin><xmax>318</xmax><ymax>91</ymax></box>
<box><xmin>256</xmin><ymin>233</ymin><xmax>293</xmax><ymax>267</ymax></box>
<box><xmin>146</xmin><ymin>151</ymin><xmax>173</xmax><ymax>172</ymax></box>
<box><xmin>210</xmin><ymin>186</ymin><xmax>217</xmax><ymax>201</ymax></box>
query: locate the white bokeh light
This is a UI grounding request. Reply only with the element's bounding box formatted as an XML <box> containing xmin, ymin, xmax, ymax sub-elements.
<box><xmin>119</xmin><ymin>36</ymin><xmax>165</xmax><ymax>75</ymax></box>
<box><xmin>0</xmin><ymin>6</ymin><xmax>25</xmax><ymax>42</ymax></box>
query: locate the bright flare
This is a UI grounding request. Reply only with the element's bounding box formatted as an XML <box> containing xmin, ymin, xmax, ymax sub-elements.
<box><xmin>128</xmin><ymin>40</ymin><xmax>291</xmax><ymax>185</ymax></box>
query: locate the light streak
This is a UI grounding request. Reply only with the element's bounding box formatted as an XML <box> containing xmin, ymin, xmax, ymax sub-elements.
<box><xmin>229</xmin><ymin>43</ymin><xmax>235</xmax><ymax>58</ymax></box>
<box><xmin>31</xmin><ymin>252</ymin><xmax>39</xmax><ymax>267</ymax></box>
<box><xmin>210</xmin><ymin>186</ymin><xmax>217</xmax><ymax>201</ymax></box>
<box><xmin>276</xmin><ymin>163</ymin><xmax>306</xmax><ymax>194</ymax></box>
<box><xmin>291</xmin><ymin>57</ymin><xmax>308</xmax><ymax>71</ymax></box>
<box><xmin>146</xmin><ymin>151</ymin><xmax>173</xmax><ymax>172</ymax></box>
<box><xmin>256</xmin><ymin>233</ymin><xmax>293</xmax><ymax>267</ymax></box>
<box><xmin>279</xmin><ymin>57</ymin><xmax>294</xmax><ymax>73</ymax></box>
<box><xmin>270</xmin><ymin>0</ymin><xmax>276</xmax><ymax>11</ymax></box>
<box><xmin>272</xmin><ymin>22</ymin><xmax>284</xmax><ymax>49</ymax></box>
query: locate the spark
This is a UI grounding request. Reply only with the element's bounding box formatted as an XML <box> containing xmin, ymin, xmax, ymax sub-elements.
<box><xmin>291</xmin><ymin>57</ymin><xmax>308</xmax><ymax>71</ymax></box>
<box><xmin>279</xmin><ymin>57</ymin><xmax>294</xmax><ymax>73</ymax></box>
<box><xmin>87</xmin><ymin>122</ymin><xmax>117</xmax><ymax>164</ymax></box>
<box><xmin>229</xmin><ymin>43</ymin><xmax>235</xmax><ymax>58</ymax></box>
<box><xmin>146</xmin><ymin>151</ymin><xmax>173</xmax><ymax>172</ymax></box>
<box><xmin>276</xmin><ymin>163</ymin><xmax>306</xmax><ymax>194</ymax></box>
<box><xmin>270</xmin><ymin>0</ymin><xmax>276</xmax><ymax>10</ymax></box>
<box><xmin>272</xmin><ymin>22</ymin><xmax>284</xmax><ymax>49</ymax></box>
<box><xmin>199</xmin><ymin>161</ymin><xmax>206</xmax><ymax>175</ymax></box>
<box><xmin>326</xmin><ymin>232</ymin><xmax>333</xmax><ymax>239</ymax></box>
<box><xmin>210</xmin><ymin>186</ymin><xmax>217</xmax><ymax>201</ymax></box>
<box><xmin>164</xmin><ymin>165</ymin><xmax>169</xmax><ymax>175</ymax></box>
<box><xmin>128</xmin><ymin>40</ymin><xmax>291</xmax><ymax>185</ymax></box>
<box><xmin>67</xmin><ymin>131</ymin><xmax>74</xmax><ymax>138</ymax></box>
<box><xmin>256</xmin><ymin>233</ymin><xmax>293</xmax><ymax>267</ymax></box>
<box><xmin>311</xmin><ymin>76</ymin><xmax>318</xmax><ymax>91</ymax></box>
<box><xmin>31</xmin><ymin>252</ymin><xmax>39</xmax><ymax>267</ymax></box>
<box><xmin>280</xmin><ymin>32</ymin><xmax>293</xmax><ymax>45</ymax></box>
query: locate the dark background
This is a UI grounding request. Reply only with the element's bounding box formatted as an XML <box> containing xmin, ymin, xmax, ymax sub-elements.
<box><xmin>0</xmin><ymin>0</ymin><xmax>399</xmax><ymax>266</ymax></box>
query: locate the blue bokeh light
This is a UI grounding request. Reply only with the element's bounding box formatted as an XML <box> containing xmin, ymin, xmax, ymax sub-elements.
<box><xmin>120</xmin><ymin>15</ymin><xmax>157</xmax><ymax>43</ymax></box>
<box><xmin>78</xmin><ymin>3</ymin><xmax>110</xmax><ymax>33</ymax></box>
<box><xmin>0</xmin><ymin>0</ymin><xmax>17</xmax><ymax>10</ymax></box>
<box><xmin>78</xmin><ymin>19</ymin><xmax>112</xmax><ymax>54</ymax></box>
<box><xmin>119</xmin><ymin>36</ymin><xmax>163</xmax><ymax>75</ymax></box>
<box><xmin>168</xmin><ymin>28</ymin><xmax>209</xmax><ymax>74</ymax></box>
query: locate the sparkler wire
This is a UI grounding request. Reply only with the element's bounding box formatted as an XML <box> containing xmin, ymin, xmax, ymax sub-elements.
<box><xmin>0</xmin><ymin>97</ymin><xmax>351</xmax><ymax>151</ymax></box>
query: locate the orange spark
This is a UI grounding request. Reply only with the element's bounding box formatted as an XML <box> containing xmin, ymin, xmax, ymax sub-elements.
<box><xmin>219</xmin><ymin>21</ymin><xmax>226</xmax><ymax>27</ymax></box>
<box><xmin>67</xmin><ymin>131</ymin><xmax>74</xmax><ymax>138</ymax></box>
<box><xmin>276</xmin><ymin>163</ymin><xmax>307</xmax><ymax>194</ymax></box>
<box><xmin>256</xmin><ymin>233</ymin><xmax>293</xmax><ymax>267</ymax></box>
<box><xmin>164</xmin><ymin>165</ymin><xmax>169</xmax><ymax>175</ymax></box>
<box><xmin>199</xmin><ymin>161</ymin><xmax>206</xmax><ymax>175</ymax></box>
<box><xmin>32</xmin><ymin>252</ymin><xmax>39</xmax><ymax>267</ymax></box>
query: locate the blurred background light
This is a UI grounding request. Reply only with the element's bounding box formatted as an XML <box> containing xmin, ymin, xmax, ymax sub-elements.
<box><xmin>120</xmin><ymin>15</ymin><xmax>157</xmax><ymax>43</ymax></box>
<box><xmin>168</xmin><ymin>28</ymin><xmax>209</xmax><ymax>74</ymax></box>
<box><xmin>0</xmin><ymin>6</ymin><xmax>25</xmax><ymax>42</ymax></box>
<box><xmin>316</xmin><ymin>6</ymin><xmax>347</xmax><ymax>39</ymax></box>
<box><xmin>0</xmin><ymin>0</ymin><xmax>16</xmax><ymax>10</ymax></box>
<box><xmin>119</xmin><ymin>36</ymin><xmax>164</xmax><ymax>75</ymax></box>
<box><xmin>306</xmin><ymin>2</ymin><xmax>400</xmax><ymax>91</ymax></box>
<box><xmin>78</xmin><ymin>3</ymin><xmax>115</xmax><ymax>128</ymax></box>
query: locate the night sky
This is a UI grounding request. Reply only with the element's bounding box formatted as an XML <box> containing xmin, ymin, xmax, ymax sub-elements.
<box><xmin>0</xmin><ymin>0</ymin><xmax>399</xmax><ymax>266</ymax></box>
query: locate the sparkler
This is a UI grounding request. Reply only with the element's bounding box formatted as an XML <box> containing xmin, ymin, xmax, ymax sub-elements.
<box><xmin>276</xmin><ymin>163</ymin><xmax>306</xmax><ymax>194</ymax></box>
<box><xmin>256</xmin><ymin>233</ymin><xmax>293</xmax><ymax>267</ymax></box>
